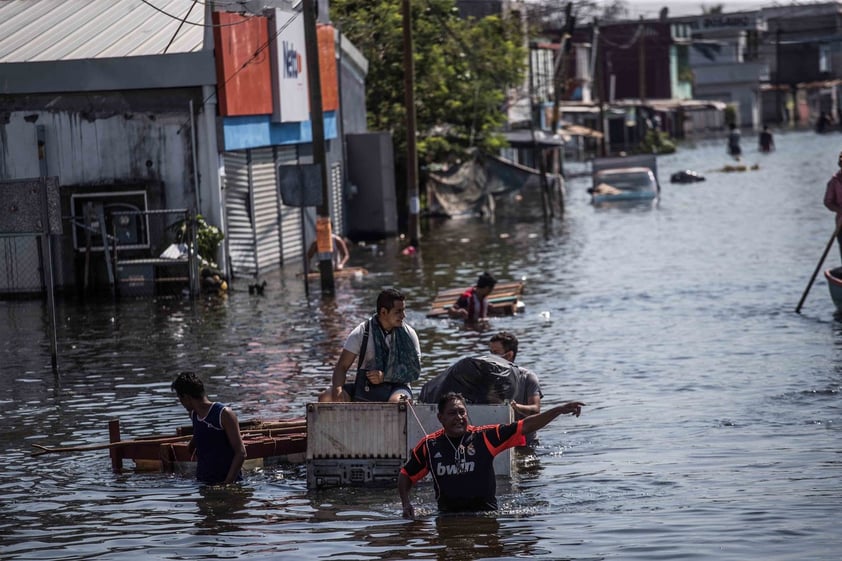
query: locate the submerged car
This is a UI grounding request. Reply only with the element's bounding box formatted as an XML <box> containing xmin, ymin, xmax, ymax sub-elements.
<box><xmin>589</xmin><ymin>155</ymin><xmax>660</xmax><ymax>205</ymax></box>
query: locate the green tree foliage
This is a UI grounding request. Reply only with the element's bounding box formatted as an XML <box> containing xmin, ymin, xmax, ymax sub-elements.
<box><xmin>330</xmin><ymin>0</ymin><xmax>526</xmax><ymax>166</ymax></box>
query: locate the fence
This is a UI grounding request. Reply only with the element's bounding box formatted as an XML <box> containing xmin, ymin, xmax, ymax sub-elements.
<box><xmin>0</xmin><ymin>177</ymin><xmax>61</xmax><ymax>374</ymax></box>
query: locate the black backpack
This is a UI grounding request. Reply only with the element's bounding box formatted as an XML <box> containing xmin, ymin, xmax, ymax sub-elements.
<box><xmin>419</xmin><ymin>354</ymin><xmax>523</xmax><ymax>405</ymax></box>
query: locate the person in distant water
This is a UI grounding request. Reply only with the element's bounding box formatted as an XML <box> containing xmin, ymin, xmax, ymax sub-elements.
<box><xmin>823</xmin><ymin>150</ymin><xmax>842</xmax><ymax>261</ymax></box>
<box><xmin>398</xmin><ymin>392</ymin><xmax>585</xmax><ymax>517</ymax></box>
<box><xmin>171</xmin><ymin>371</ymin><xmax>246</xmax><ymax>485</ymax></box>
<box><xmin>307</xmin><ymin>231</ymin><xmax>350</xmax><ymax>271</ymax></box>
<box><xmin>727</xmin><ymin>123</ymin><xmax>742</xmax><ymax>160</ymax></box>
<box><xmin>449</xmin><ymin>272</ymin><xmax>497</xmax><ymax>323</ymax></box>
<box><xmin>816</xmin><ymin>111</ymin><xmax>833</xmax><ymax>134</ymax></box>
<box><xmin>318</xmin><ymin>288</ymin><xmax>421</xmax><ymax>403</ymax></box>
<box><xmin>758</xmin><ymin>125</ymin><xmax>775</xmax><ymax>153</ymax></box>
<box><xmin>489</xmin><ymin>331</ymin><xmax>543</xmax><ymax>447</ymax></box>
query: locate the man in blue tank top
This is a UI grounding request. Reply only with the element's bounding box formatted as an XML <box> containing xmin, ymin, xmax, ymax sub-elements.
<box><xmin>172</xmin><ymin>371</ymin><xmax>246</xmax><ymax>485</ymax></box>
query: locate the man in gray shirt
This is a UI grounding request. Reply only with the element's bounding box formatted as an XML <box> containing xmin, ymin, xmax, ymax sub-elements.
<box><xmin>489</xmin><ymin>331</ymin><xmax>543</xmax><ymax>446</ymax></box>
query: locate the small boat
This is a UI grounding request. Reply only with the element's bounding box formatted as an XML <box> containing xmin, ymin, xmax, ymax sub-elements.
<box><xmin>824</xmin><ymin>267</ymin><xmax>842</xmax><ymax>312</ymax></box>
<box><xmin>670</xmin><ymin>169</ymin><xmax>706</xmax><ymax>183</ymax></box>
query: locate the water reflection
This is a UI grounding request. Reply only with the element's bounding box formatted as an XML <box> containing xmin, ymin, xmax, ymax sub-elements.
<box><xmin>432</xmin><ymin>514</ymin><xmax>504</xmax><ymax>560</ymax></box>
<box><xmin>195</xmin><ymin>485</ymin><xmax>253</xmax><ymax>534</ymax></box>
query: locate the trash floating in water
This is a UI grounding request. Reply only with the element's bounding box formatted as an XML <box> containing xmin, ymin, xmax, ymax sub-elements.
<box><xmin>670</xmin><ymin>169</ymin><xmax>706</xmax><ymax>183</ymax></box>
<box><xmin>718</xmin><ymin>163</ymin><xmax>760</xmax><ymax>173</ymax></box>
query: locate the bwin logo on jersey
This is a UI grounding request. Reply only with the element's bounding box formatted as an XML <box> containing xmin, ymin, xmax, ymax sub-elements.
<box><xmin>436</xmin><ymin>461</ymin><xmax>475</xmax><ymax>476</ymax></box>
<box><xmin>283</xmin><ymin>41</ymin><xmax>302</xmax><ymax>78</ymax></box>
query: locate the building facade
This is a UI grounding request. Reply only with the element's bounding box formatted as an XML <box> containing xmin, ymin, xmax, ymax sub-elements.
<box><xmin>0</xmin><ymin>0</ymin><xmax>371</xmax><ymax>295</ymax></box>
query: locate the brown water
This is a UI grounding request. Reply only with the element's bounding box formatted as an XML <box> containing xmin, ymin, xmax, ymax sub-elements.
<box><xmin>2</xmin><ymin>129</ymin><xmax>841</xmax><ymax>560</ymax></box>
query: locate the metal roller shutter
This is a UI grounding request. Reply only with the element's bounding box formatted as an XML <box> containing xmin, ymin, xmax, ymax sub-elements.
<box><xmin>251</xmin><ymin>148</ymin><xmax>281</xmax><ymax>274</ymax></box>
<box><xmin>276</xmin><ymin>146</ymin><xmax>303</xmax><ymax>264</ymax></box>
<box><xmin>223</xmin><ymin>151</ymin><xmax>256</xmax><ymax>278</ymax></box>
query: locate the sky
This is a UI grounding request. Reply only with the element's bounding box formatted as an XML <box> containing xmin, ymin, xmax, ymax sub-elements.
<box><xmin>613</xmin><ymin>0</ymin><xmax>828</xmax><ymax>19</ymax></box>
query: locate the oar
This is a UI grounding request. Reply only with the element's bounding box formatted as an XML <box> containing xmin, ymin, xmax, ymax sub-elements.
<box><xmin>31</xmin><ymin>422</ymin><xmax>308</xmax><ymax>457</ymax></box>
<box><xmin>31</xmin><ymin>435</ymin><xmax>191</xmax><ymax>457</ymax></box>
<box><xmin>242</xmin><ymin>420</ymin><xmax>307</xmax><ymax>431</ymax></box>
<box><xmin>796</xmin><ymin>222</ymin><xmax>842</xmax><ymax>313</ymax></box>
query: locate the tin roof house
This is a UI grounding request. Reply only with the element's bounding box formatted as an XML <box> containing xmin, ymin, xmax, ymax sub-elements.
<box><xmin>0</xmin><ymin>0</ymin><xmax>372</xmax><ymax>296</ymax></box>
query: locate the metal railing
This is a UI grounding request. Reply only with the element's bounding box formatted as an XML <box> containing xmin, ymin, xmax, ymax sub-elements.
<box><xmin>109</xmin><ymin>208</ymin><xmax>199</xmax><ymax>298</ymax></box>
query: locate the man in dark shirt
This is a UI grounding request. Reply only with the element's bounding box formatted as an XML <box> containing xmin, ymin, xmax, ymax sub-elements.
<box><xmin>398</xmin><ymin>392</ymin><xmax>584</xmax><ymax>517</ymax></box>
<box><xmin>172</xmin><ymin>371</ymin><xmax>246</xmax><ymax>485</ymax></box>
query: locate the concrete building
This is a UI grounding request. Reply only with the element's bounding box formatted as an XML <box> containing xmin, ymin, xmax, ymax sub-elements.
<box><xmin>673</xmin><ymin>10</ymin><xmax>769</xmax><ymax>129</ymax></box>
<box><xmin>672</xmin><ymin>2</ymin><xmax>842</xmax><ymax>130</ymax></box>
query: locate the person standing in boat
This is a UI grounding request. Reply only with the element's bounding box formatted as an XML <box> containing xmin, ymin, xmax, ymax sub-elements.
<box><xmin>489</xmin><ymin>331</ymin><xmax>544</xmax><ymax>447</ymax></box>
<box><xmin>727</xmin><ymin>123</ymin><xmax>742</xmax><ymax>161</ymax></box>
<box><xmin>398</xmin><ymin>392</ymin><xmax>585</xmax><ymax>517</ymax></box>
<box><xmin>171</xmin><ymin>371</ymin><xmax>246</xmax><ymax>485</ymax></box>
<box><xmin>823</xmin><ymin>150</ymin><xmax>842</xmax><ymax>261</ymax></box>
<box><xmin>449</xmin><ymin>272</ymin><xmax>497</xmax><ymax>323</ymax></box>
<box><xmin>318</xmin><ymin>288</ymin><xmax>421</xmax><ymax>403</ymax></box>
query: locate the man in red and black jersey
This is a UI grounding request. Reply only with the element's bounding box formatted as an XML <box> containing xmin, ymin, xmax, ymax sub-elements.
<box><xmin>398</xmin><ymin>392</ymin><xmax>585</xmax><ymax>517</ymax></box>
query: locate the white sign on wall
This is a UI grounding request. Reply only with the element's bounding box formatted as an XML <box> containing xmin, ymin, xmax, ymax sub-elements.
<box><xmin>270</xmin><ymin>9</ymin><xmax>309</xmax><ymax>123</ymax></box>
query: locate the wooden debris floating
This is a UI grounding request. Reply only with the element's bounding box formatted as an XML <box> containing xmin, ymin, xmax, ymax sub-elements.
<box><xmin>426</xmin><ymin>281</ymin><xmax>525</xmax><ymax>318</ymax></box>
<box><xmin>32</xmin><ymin>418</ymin><xmax>308</xmax><ymax>475</ymax></box>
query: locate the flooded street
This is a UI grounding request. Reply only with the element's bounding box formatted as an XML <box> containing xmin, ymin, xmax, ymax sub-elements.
<box><xmin>2</xmin><ymin>129</ymin><xmax>841</xmax><ymax>560</ymax></box>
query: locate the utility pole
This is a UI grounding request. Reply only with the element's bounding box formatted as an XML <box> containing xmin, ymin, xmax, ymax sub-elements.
<box><xmin>302</xmin><ymin>0</ymin><xmax>334</xmax><ymax>296</ymax></box>
<box><xmin>550</xmin><ymin>2</ymin><xmax>574</xmax><ymax>134</ymax></box>
<box><xmin>638</xmin><ymin>19</ymin><xmax>646</xmax><ymax>102</ymax></box>
<box><xmin>402</xmin><ymin>0</ymin><xmax>420</xmax><ymax>249</ymax></box>
<box><xmin>776</xmin><ymin>26</ymin><xmax>782</xmax><ymax>125</ymax></box>
<box><xmin>593</xmin><ymin>18</ymin><xmax>606</xmax><ymax>156</ymax></box>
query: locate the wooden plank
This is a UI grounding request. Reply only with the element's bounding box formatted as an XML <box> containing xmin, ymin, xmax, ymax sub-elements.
<box><xmin>427</xmin><ymin>281</ymin><xmax>525</xmax><ymax>317</ymax></box>
<box><xmin>300</xmin><ymin>266</ymin><xmax>368</xmax><ymax>280</ymax></box>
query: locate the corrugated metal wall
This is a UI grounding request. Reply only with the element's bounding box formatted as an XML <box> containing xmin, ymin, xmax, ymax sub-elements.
<box><xmin>277</xmin><ymin>146</ymin><xmax>303</xmax><ymax>264</ymax></box>
<box><xmin>223</xmin><ymin>146</ymin><xmax>304</xmax><ymax>279</ymax></box>
<box><xmin>223</xmin><ymin>151</ymin><xmax>256</xmax><ymax>277</ymax></box>
<box><xmin>251</xmin><ymin>148</ymin><xmax>281</xmax><ymax>274</ymax></box>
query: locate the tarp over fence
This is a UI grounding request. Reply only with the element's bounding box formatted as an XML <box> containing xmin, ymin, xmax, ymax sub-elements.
<box><xmin>425</xmin><ymin>153</ymin><xmax>563</xmax><ymax>218</ymax></box>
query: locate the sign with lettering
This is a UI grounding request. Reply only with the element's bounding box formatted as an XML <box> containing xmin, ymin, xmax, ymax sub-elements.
<box><xmin>270</xmin><ymin>9</ymin><xmax>309</xmax><ymax>123</ymax></box>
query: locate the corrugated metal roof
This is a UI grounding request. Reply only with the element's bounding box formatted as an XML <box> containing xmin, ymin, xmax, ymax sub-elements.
<box><xmin>0</xmin><ymin>0</ymin><xmax>209</xmax><ymax>63</ymax></box>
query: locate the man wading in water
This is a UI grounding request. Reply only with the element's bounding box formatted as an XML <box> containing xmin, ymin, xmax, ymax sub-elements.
<box><xmin>398</xmin><ymin>392</ymin><xmax>585</xmax><ymax>517</ymax></box>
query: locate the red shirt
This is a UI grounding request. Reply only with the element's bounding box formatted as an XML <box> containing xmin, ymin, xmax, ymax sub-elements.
<box><xmin>823</xmin><ymin>170</ymin><xmax>842</xmax><ymax>227</ymax></box>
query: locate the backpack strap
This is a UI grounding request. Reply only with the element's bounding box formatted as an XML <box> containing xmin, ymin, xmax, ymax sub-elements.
<box><xmin>356</xmin><ymin>319</ymin><xmax>370</xmax><ymax>371</ymax></box>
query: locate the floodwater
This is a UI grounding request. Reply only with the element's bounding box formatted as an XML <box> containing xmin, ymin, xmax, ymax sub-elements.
<box><xmin>2</xmin><ymin>129</ymin><xmax>841</xmax><ymax>560</ymax></box>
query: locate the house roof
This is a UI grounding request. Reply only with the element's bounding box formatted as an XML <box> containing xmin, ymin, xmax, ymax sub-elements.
<box><xmin>0</xmin><ymin>0</ymin><xmax>208</xmax><ymax>63</ymax></box>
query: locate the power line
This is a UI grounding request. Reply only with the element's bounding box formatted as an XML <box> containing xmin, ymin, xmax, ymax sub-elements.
<box><xmin>139</xmin><ymin>0</ymin><xmax>259</xmax><ymax>28</ymax></box>
<box><xmin>164</xmin><ymin>0</ymin><xmax>200</xmax><ymax>54</ymax></box>
<box><xmin>176</xmin><ymin>9</ymin><xmax>302</xmax><ymax>134</ymax></box>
